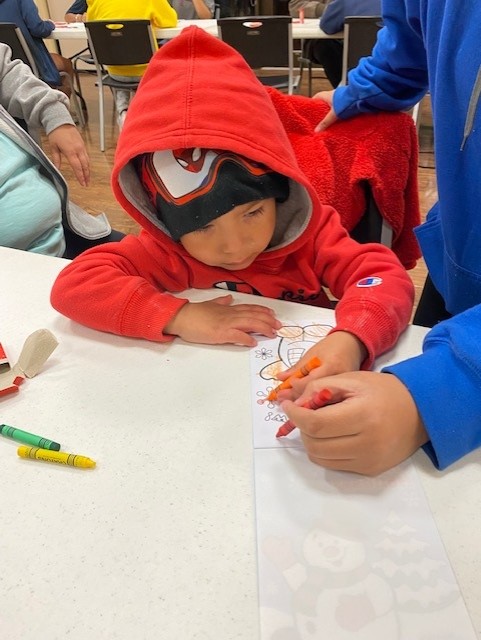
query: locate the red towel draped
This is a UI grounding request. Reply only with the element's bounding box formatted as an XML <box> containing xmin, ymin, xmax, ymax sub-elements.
<box><xmin>267</xmin><ymin>89</ymin><xmax>421</xmax><ymax>269</ymax></box>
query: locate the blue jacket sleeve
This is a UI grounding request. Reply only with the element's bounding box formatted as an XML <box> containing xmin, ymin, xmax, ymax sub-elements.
<box><xmin>320</xmin><ymin>0</ymin><xmax>381</xmax><ymax>35</ymax></box>
<box><xmin>383</xmin><ymin>307</ymin><xmax>481</xmax><ymax>470</ymax></box>
<box><xmin>67</xmin><ymin>0</ymin><xmax>88</xmax><ymax>13</ymax></box>
<box><xmin>333</xmin><ymin>0</ymin><xmax>429</xmax><ymax>118</ymax></box>
<box><xmin>319</xmin><ymin>0</ymin><xmax>346</xmax><ymax>34</ymax></box>
<box><xmin>19</xmin><ymin>0</ymin><xmax>54</xmax><ymax>38</ymax></box>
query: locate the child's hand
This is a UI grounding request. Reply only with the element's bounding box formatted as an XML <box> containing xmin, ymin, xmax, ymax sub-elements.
<box><xmin>281</xmin><ymin>371</ymin><xmax>429</xmax><ymax>476</ymax></box>
<box><xmin>164</xmin><ymin>295</ymin><xmax>281</xmax><ymax>346</ymax></box>
<box><xmin>276</xmin><ymin>331</ymin><xmax>368</xmax><ymax>400</ymax></box>
<box><xmin>47</xmin><ymin>124</ymin><xmax>90</xmax><ymax>187</ymax></box>
<box><xmin>312</xmin><ymin>89</ymin><xmax>338</xmax><ymax>132</ymax></box>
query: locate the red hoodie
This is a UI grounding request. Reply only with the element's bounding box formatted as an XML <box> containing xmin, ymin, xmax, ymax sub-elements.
<box><xmin>50</xmin><ymin>27</ymin><xmax>413</xmax><ymax>367</ymax></box>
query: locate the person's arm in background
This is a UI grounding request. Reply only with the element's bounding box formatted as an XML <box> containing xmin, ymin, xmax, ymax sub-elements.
<box><xmin>318</xmin><ymin>0</ymin><xmax>346</xmax><ymax>33</ymax></box>
<box><xmin>0</xmin><ymin>46</ymin><xmax>89</xmax><ymax>185</ymax></box>
<box><xmin>288</xmin><ymin>0</ymin><xmax>329</xmax><ymax>19</ymax></box>
<box><xmin>18</xmin><ymin>0</ymin><xmax>55</xmax><ymax>37</ymax></box>
<box><xmin>192</xmin><ymin>0</ymin><xmax>214</xmax><ymax>19</ymax></box>
<box><xmin>316</xmin><ymin>0</ymin><xmax>428</xmax><ymax>129</ymax></box>
<box><xmin>64</xmin><ymin>0</ymin><xmax>88</xmax><ymax>23</ymax></box>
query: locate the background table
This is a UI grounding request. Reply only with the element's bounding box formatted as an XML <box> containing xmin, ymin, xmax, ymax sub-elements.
<box><xmin>49</xmin><ymin>18</ymin><xmax>342</xmax><ymax>42</ymax></box>
<box><xmin>1</xmin><ymin>247</ymin><xmax>480</xmax><ymax>639</ymax></box>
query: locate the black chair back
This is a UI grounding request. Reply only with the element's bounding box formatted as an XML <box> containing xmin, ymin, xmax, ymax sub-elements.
<box><xmin>217</xmin><ymin>16</ymin><xmax>298</xmax><ymax>93</ymax></box>
<box><xmin>341</xmin><ymin>16</ymin><xmax>383</xmax><ymax>84</ymax></box>
<box><xmin>0</xmin><ymin>22</ymin><xmax>39</xmax><ymax>74</ymax></box>
<box><xmin>218</xmin><ymin>16</ymin><xmax>293</xmax><ymax>69</ymax></box>
<box><xmin>84</xmin><ymin>19</ymin><xmax>157</xmax><ymax>68</ymax></box>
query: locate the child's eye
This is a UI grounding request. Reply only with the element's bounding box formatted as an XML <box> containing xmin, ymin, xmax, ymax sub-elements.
<box><xmin>194</xmin><ymin>224</ymin><xmax>213</xmax><ymax>234</ymax></box>
<box><xmin>245</xmin><ymin>207</ymin><xmax>264</xmax><ymax>219</ymax></box>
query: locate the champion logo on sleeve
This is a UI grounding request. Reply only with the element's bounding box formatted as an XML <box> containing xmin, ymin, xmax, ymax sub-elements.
<box><xmin>356</xmin><ymin>277</ymin><xmax>383</xmax><ymax>287</ymax></box>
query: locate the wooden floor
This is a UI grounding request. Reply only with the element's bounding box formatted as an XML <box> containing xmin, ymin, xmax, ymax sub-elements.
<box><xmin>49</xmin><ymin>72</ymin><xmax>437</xmax><ymax>312</ymax></box>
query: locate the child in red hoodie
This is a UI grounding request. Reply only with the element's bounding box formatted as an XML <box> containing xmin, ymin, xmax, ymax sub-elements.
<box><xmin>51</xmin><ymin>26</ymin><xmax>414</xmax><ymax>378</ymax></box>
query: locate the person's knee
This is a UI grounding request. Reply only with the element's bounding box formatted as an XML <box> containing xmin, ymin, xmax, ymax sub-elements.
<box><xmin>309</xmin><ymin>40</ymin><xmax>330</xmax><ymax>65</ymax></box>
<box><xmin>51</xmin><ymin>52</ymin><xmax>74</xmax><ymax>77</ymax></box>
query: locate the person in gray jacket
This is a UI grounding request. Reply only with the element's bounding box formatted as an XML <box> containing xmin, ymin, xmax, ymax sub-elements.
<box><xmin>170</xmin><ymin>0</ymin><xmax>214</xmax><ymax>19</ymax></box>
<box><xmin>0</xmin><ymin>44</ymin><xmax>122</xmax><ymax>258</ymax></box>
<box><xmin>288</xmin><ymin>0</ymin><xmax>330</xmax><ymax>19</ymax></box>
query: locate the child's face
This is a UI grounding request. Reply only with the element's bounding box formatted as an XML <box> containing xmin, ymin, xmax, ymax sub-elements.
<box><xmin>180</xmin><ymin>198</ymin><xmax>276</xmax><ymax>270</ymax></box>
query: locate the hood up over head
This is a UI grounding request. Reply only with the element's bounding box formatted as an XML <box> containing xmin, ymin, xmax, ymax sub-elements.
<box><xmin>112</xmin><ymin>26</ymin><xmax>319</xmax><ymax>249</ymax></box>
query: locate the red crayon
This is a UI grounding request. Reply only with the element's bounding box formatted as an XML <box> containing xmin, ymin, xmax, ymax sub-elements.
<box><xmin>0</xmin><ymin>342</ymin><xmax>10</xmax><ymax>374</ymax></box>
<box><xmin>0</xmin><ymin>384</ymin><xmax>19</xmax><ymax>398</ymax></box>
<box><xmin>276</xmin><ymin>388</ymin><xmax>333</xmax><ymax>438</ymax></box>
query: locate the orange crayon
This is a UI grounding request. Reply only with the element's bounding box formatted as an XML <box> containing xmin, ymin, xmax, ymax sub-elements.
<box><xmin>276</xmin><ymin>388</ymin><xmax>333</xmax><ymax>438</ymax></box>
<box><xmin>266</xmin><ymin>356</ymin><xmax>321</xmax><ymax>402</ymax></box>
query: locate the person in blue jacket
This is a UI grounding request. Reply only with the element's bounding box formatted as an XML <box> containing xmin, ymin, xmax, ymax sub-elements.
<box><xmin>0</xmin><ymin>0</ymin><xmax>73</xmax><ymax>92</ymax></box>
<box><xmin>65</xmin><ymin>0</ymin><xmax>88</xmax><ymax>23</ymax></box>
<box><xmin>307</xmin><ymin>0</ymin><xmax>381</xmax><ymax>88</ymax></box>
<box><xmin>282</xmin><ymin>0</ymin><xmax>481</xmax><ymax>475</ymax></box>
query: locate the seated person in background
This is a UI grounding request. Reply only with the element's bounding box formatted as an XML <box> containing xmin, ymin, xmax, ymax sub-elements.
<box><xmin>65</xmin><ymin>0</ymin><xmax>88</xmax><ymax>23</ymax></box>
<box><xmin>170</xmin><ymin>0</ymin><xmax>214</xmax><ymax>19</ymax></box>
<box><xmin>0</xmin><ymin>0</ymin><xmax>75</xmax><ymax>97</ymax></box>
<box><xmin>0</xmin><ymin>44</ymin><xmax>123</xmax><ymax>259</ymax></box>
<box><xmin>86</xmin><ymin>0</ymin><xmax>177</xmax><ymax>129</ymax></box>
<box><xmin>289</xmin><ymin>0</ymin><xmax>330</xmax><ymax>19</ymax></box>
<box><xmin>308</xmin><ymin>0</ymin><xmax>381</xmax><ymax>88</ymax></box>
<box><xmin>51</xmin><ymin>25</ymin><xmax>414</xmax><ymax>400</ymax></box>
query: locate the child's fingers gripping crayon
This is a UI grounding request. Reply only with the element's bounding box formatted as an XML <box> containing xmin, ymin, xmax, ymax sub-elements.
<box><xmin>276</xmin><ymin>388</ymin><xmax>333</xmax><ymax>438</ymax></box>
<box><xmin>266</xmin><ymin>356</ymin><xmax>322</xmax><ymax>402</ymax></box>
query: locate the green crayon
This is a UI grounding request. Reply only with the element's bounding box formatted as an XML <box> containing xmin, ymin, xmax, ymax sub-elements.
<box><xmin>0</xmin><ymin>424</ymin><xmax>61</xmax><ymax>451</ymax></box>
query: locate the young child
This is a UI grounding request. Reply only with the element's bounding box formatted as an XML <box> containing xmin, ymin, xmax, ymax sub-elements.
<box><xmin>50</xmin><ymin>26</ymin><xmax>414</xmax><ymax>379</ymax></box>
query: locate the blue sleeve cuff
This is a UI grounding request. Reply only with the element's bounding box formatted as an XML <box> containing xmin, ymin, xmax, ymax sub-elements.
<box><xmin>383</xmin><ymin>340</ymin><xmax>481</xmax><ymax>470</ymax></box>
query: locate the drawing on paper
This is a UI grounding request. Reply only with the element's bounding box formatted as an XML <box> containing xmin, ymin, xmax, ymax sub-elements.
<box><xmin>250</xmin><ymin>322</ymin><xmax>333</xmax><ymax>449</ymax></box>
<box><xmin>258</xmin><ymin>324</ymin><xmax>332</xmax><ymax>382</ymax></box>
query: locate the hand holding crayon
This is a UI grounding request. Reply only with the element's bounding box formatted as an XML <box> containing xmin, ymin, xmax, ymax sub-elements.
<box><xmin>276</xmin><ymin>388</ymin><xmax>333</xmax><ymax>438</ymax></box>
<box><xmin>266</xmin><ymin>356</ymin><xmax>321</xmax><ymax>402</ymax></box>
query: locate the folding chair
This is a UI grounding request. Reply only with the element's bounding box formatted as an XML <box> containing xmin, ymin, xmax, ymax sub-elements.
<box><xmin>298</xmin><ymin>39</ymin><xmax>325</xmax><ymax>97</ymax></box>
<box><xmin>340</xmin><ymin>15</ymin><xmax>382</xmax><ymax>85</ymax></box>
<box><xmin>70</xmin><ymin>46</ymin><xmax>95</xmax><ymax>109</ymax></box>
<box><xmin>84</xmin><ymin>19</ymin><xmax>157</xmax><ymax>152</ymax></box>
<box><xmin>218</xmin><ymin>16</ymin><xmax>300</xmax><ymax>95</ymax></box>
<box><xmin>0</xmin><ymin>22</ymin><xmax>85</xmax><ymax>128</ymax></box>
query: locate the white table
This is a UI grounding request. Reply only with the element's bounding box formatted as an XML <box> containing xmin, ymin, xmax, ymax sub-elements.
<box><xmin>1</xmin><ymin>247</ymin><xmax>480</xmax><ymax>639</ymax></box>
<box><xmin>49</xmin><ymin>18</ymin><xmax>342</xmax><ymax>42</ymax></box>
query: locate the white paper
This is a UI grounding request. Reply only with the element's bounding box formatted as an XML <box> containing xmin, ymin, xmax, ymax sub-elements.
<box><xmin>250</xmin><ymin>320</ymin><xmax>333</xmax><ymax>449</ymax></box>
<box><xmin>249</xmin><ymin>322</ymin><xmax>477</xmax><ymax>640</ymax></box>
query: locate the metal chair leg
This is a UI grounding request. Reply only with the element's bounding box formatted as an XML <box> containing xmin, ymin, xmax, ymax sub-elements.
<box><xmin>99</xmin><ymin>77</ymin><xmax>105</xmax><ymax>152</ymax></box>
<box><xmin>59</xmin><ymin>72</ymin><xmax>85</xmax><ymax>128</ymax></box>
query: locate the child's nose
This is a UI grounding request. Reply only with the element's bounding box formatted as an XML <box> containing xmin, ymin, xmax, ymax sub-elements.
<box><xmin>220</xmin><ymin>233</ymin><xmax>248</xmax><ymax>254</ymax></box>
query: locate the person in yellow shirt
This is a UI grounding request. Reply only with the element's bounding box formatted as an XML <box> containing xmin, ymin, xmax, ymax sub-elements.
<box><xmin>86</xmin><ymin>0</ymin><xmax>177</xmax><ymax>128</ymax></box>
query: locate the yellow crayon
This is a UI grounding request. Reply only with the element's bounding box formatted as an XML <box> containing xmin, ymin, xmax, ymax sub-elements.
<box><xmin>17</xmin><ymin>446</ymin><xmax>96</xmax><ymax>469</ymax></box>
